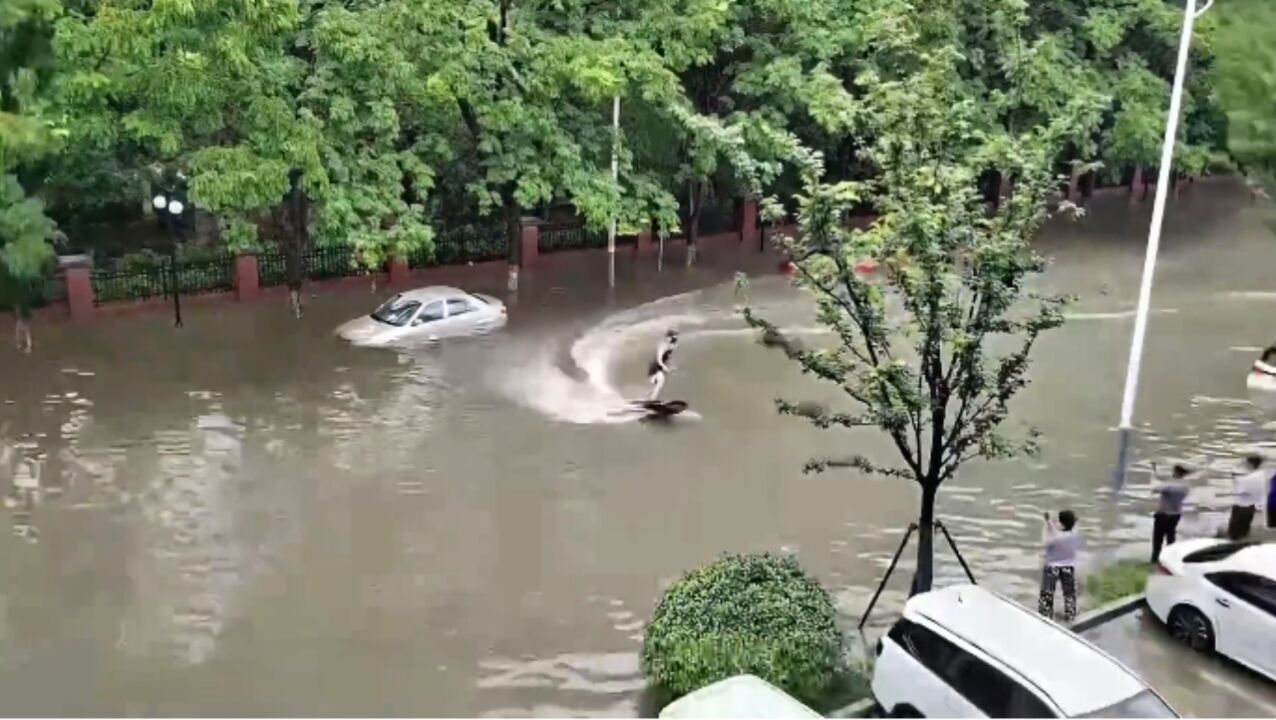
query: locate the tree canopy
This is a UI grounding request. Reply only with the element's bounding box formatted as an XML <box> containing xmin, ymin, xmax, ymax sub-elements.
<box><xmin>1</xmin><ymin>0</ymin><xmax>60</xmax><ymax>311</ymax></box>
<box><xmin>741</xmin><ymin>0</ymin><xmax>1109</xmax><ymax>592</ymax></box>
<box><xmin>5</xmin><ymin>0</ymin><xmax>1239</xmax><ymax>277</ymax></box>
<box><xmin>1213</xmin><ymin>0</ymin><xmax>1276</xmax><ymax>196</ymax></box>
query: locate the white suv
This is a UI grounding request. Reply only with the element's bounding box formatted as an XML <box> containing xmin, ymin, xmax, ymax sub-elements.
<box><xmin>872</xmin><ymin>585</ymin><xmax>1177</xmax><ymax>718</ymax></box>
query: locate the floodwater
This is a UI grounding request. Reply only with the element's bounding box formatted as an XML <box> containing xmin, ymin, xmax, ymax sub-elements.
<box><xmin>1</xmin><ymin>180</ymin><xmax>1273</xmax><ymax>715</ymax></box>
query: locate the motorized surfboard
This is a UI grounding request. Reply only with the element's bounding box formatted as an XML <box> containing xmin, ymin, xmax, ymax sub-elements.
<box><xmin>630</xmin><ymin>400</ymin><xmax>688</xmax><ymax>418</ymax></box>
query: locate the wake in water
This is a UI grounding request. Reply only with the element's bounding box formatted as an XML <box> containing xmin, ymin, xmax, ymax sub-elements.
<box><xmin>491</xmin><ymin>291</ymin><xmax>714</xmax><ymax>424</ymax></box>
<box><xmin>490</xmin><ymin>281</ymin><xmax>832</xmax><ymax>425</ymax></box>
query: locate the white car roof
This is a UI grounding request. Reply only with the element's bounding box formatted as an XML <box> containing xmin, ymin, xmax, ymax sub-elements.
<box><xmin>396</xmin><ymin>286</ymin><xmax>469</xmax><ymax>303</ymax></box>
<box><xmin>905</xmin><ymin>584</ymin><xmax>1149</xmax><ymax>716</ymax></box>
<box><xmin>1163</xmin><ymin>539</ymin><xmax>1276</xmax><ymax>578</ymax></box>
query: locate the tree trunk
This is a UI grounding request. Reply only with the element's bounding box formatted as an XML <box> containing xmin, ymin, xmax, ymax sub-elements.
<box><xmin>504</xmin><ymin>191</ymin><xmax>521</xmax><ymax>293</ymax></box>
<box><xmin>1129</xmin><ymin>165</ymin><xmax>1144</xmax><ymax>202</ymax></box>
<box><xmin>686</xmin><ymin>179</ymin><xmax>703</xmax><ymax>267</ymax></box>
<box><xmin>911</xmin><ymin>483</ymin><xmax>938</xmax><ymax>596</ymax></box>
<box><xmin>285</xmin><ymin>170</ymin><xmax>308</xmax><ymax>318</ymax></box>
<box><xmin>1067</xmin><ymin>163</ymin><xmax>1083</xmax><ymax>202</ymax></box>
<box><xmin>12</xmin><ymin>308</ymin><xmax>32</xmax><ymax>354</ymax></box>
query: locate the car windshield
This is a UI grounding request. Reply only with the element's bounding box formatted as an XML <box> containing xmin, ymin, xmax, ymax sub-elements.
<box><xmin>1080</xmin><ymin>691</ymin><xmax>1177</xmax><ymax>718</ymax></box>
<box><xmin>370</xmin><ymin>296</ymin><xmax>421</xmax><ymax>327</ymax></box>
<box><xmin>1183</xmin><ymin>542</ymin><xmax>1258</xmax><ymax>563</ymax></box>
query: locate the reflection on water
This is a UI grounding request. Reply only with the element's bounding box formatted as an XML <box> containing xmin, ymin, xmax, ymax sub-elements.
<box><xmin>0</xmin><ymin>182</ymin><xmax>1273</xmax><ymax>715</ymax></box>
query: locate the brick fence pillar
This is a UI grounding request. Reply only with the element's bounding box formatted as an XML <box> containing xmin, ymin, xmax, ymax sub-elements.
<box><xmin>519</xmin><ymin>217</ymin><xmax>540</xmax><ymax>267</ymax></box>
<box><xmin>60</xmin><ymin>257</ymin><xmax>95</xmax><ymax>321</ymax></box>
<box><xmin>388</xmin><ymin>256</ymin><xmax>411</xmax><ymax>285</ymax></box>
<box><xmin>740</xmin><ymin>197</ymin><xmax>761</xmax><ymax>251</ymax></box>
<box><xmin>234</xmin><ymin>253</ymin><xmax>260</xmax><ymax>301</ymax></box>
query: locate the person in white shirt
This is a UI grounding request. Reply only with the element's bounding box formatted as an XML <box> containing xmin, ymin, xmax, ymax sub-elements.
<box><xmin>1228</xmin><ymin>454</ymin><xmax>1267</xmax><ymax>540</ymax></box>
<box><xmin>1038</xmin><ymin>509</ymin><xmax>1082</xmax><ymax>623</ymax></box>
<box><xmin>646</xmin><ymin>330</ymin><xmax>678</xmax><ymax>401</ymax></box>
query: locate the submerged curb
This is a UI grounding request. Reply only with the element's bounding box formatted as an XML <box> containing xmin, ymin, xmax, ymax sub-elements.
<box><xmin>1070</xmin><ymin>594</ymin><xmax>1146</xmax><ymax>633</ymax></box>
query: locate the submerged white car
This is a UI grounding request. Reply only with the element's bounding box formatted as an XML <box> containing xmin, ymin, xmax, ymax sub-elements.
<box><xmin>336</xmin><ymin>286</ymin><xmax>506</xmax><ymax>347</ymax></box>
<box><xmin>872</xmin><ymin>584</ymin><xmax>1176</xmax><ymax>718</ymax></box>
<box><xmin>1146</xmin><ymin>538</ymin><xmax>1276</xmax><ymax>681</ymax></box>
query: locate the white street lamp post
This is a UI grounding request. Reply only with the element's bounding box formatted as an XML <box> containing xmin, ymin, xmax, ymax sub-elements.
<box><xmin>152</xmin><ymin>192</ymin><xmax>185</xmax><ymax>328</ymax></box>
<box><xmin>608</xmin><ymin>94</ymin><xmax>620</xmax><ymax>289</ymax></box>
<box><xmin>1114</xmin><ymin>0</ymin><xmax>1215</xmax><ymax>489</ymax></box>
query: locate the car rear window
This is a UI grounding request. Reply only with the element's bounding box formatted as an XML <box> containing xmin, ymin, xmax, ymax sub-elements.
<box><xmin>1183</xmin><ymin>542</ymin><xmax>1258</xmax><ymax>563</ymax></box>
<box><xmin>1079</xmin><ymin>690</ymin><xmax>1177</xmax><ymax>718</ymax></box>
<box><xmin>467</xmin><ymin>292</ymin><xmax>489</xmax><ymax>305</ymax></box>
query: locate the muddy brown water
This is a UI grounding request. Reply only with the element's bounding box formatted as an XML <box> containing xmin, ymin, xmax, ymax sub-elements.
<box><xmin>1</xmin><ymin>181</ymin><xmax>1273</xmax><ymax>715</ymax></box>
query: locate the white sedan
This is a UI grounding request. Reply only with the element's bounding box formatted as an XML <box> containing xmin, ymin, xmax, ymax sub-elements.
<box><xmin>1146</xmin><ymin>538</ymin><xmax>1276</xmax><ymax>681</ymax></box>
<box><xmin>336</xmin><ymin>286</ymin><xmax>506</xmax><ymax>347</ymax></box>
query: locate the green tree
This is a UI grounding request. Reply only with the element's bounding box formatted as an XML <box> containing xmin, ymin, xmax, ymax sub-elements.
<box><xmin>742</xmin><ymin>0</ymin><xmax>1106</xmax><ymax>593</ymax></box>
<box><xmin>1</xmin><ymin>0</ymin><xmax>60</xmax><ymax>352</ymax></box>
<box><xmin>1213</xmin><ymin>0</ymin><xmax>1276</xmax><ymax>203</ymax></box>
<box><xmin>53</xmin><ymin>0</ymin><xmax>440</xmax><ymax>314</ymax></box>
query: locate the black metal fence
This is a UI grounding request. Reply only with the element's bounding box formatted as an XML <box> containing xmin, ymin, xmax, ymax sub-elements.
<box><xmin>81</xmin><ymin>217</ymin><xmax>658</xmax><ymax>305</ymax></box>
<box><xmin>409</xmin><ymin>225</ymin><xmax>507</xmax><ymax>268</ymax></box>
<box><xmin>91</xmin><ymin>254</ymin><xmax>234</xmax><ymax>305</ymax></box>
<box><xmin>698</xmin><ymin>196</ymin><xmax>740</xmax><ymax>236</ymax></box>
<box><xmin>538</xmin><ymin>221</ymin><xmax>610</xmax><ymax>254</ymax></box>
<box><xmin>258</xmin><ymin>245</ymin><xmax>376</xmax><ymax>288</ymax></box>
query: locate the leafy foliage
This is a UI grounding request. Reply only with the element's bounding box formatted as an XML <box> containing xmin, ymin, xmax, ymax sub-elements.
<box><xmin>52</xmin><ymin>0</ymin><xmax>439</xmax><ymax>266</ymax></box>
<box><xmin>741</xmin><ymin>0</ymin><xmax>1107</xmax><ymax>592</ymax></box>
<box><xmin>1212</xmin><ymin>0</ymin><xmax>1276</xmax><ymax>199</ymax></box>
<box><xmin>641</xmin><ymin>553</ymin><xmax>848</xmax><ymax>709</ymax></box>
<box><xmin>1</xmin><ymin>0</ymin><xmax>60</xmax><ymax>309</ymax></box>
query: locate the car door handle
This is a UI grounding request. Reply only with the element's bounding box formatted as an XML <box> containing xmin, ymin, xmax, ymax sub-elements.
<box><xmin>1215</xmin><ymin>597</ymin><xmax>1230</xmax><ymax>608</ymax></box>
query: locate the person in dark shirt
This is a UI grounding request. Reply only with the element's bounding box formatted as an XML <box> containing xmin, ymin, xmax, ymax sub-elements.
<box><xmin>1150</xmin><ymin>463</ymin><xmax>1192</xmax><ymax>563</ymax></box>
<box><xmin>647</xmin><ymin>330</ymin><xmax>678</xmax><ymax>401</ymax></box>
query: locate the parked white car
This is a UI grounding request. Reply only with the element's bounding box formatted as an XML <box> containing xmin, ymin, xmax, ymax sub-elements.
<box><xmin>872</xmin><ymin>584</ymin><xmax>1176</xmax><ymax>718</ymax></box>
<box><xmin>1146</xmin><ymin>538</ymin><xmax>1276</xmax><ymax>681</ymax></box>
<box><xmin>336</xmin><ymin>286</ymin><xmax>506</xmax><ymax>347</ymax></box>
<box><xmin>1248</xmin><ymin>357</ymin><xmax>1276</xmax><ymax>410</ymax></box>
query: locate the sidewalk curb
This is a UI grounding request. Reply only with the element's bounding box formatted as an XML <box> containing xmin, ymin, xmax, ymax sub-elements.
<box><xmin>828</xmin><ymin>698</ymin><xmax>876</xmax><ymax>718</ymax></box>
<box><xmin>1070</xmin><ymin>594</ymin><xmax>1145</xmax><ymax>633</ymax></box>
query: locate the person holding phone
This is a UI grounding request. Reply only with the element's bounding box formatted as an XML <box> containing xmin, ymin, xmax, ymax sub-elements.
<box><xmin>1038</xmin><ymin>509</ymin><xmax>1082</xmax><ymax>623</ymax></box>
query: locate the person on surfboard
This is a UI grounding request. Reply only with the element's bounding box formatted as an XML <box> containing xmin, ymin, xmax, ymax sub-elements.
<box><xmin>647</xmin><ymin>329</ymin><xmax>678</xmax><ymax>401</ymax></box>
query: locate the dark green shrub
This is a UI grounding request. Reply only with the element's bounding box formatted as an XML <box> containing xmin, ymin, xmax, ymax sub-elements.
<box><xmin>641</xmin><ymin>553</ymin><xmax>847</xmax><ymax>708</ymax></box>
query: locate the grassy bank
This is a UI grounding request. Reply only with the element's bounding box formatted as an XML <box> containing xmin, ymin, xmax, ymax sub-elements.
<box><xmin>1086</xmin><ymin>560</ymin><xmax>1152</xmax><ymax>605</ymax></box>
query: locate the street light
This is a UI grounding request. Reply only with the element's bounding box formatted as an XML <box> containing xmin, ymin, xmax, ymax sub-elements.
<box><xmin>152</xmin><ymin>192</ymin><xmax>185</xmax><ymax>328</ymax></box>
<box><xmin>1114</xmin><ymin>0</ymin><xmax>1215</xmax><ymax>490</ymax></box>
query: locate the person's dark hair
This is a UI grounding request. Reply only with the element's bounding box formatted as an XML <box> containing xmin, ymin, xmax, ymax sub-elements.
<box><xmin>1172</xmin><ymin>464</ymin><xmax>1190</xmax><ymax>479</ymax></box>
<box><xmin>667</xmin><ymin>329</ymin><xmax>679</xmax><ymax>340</ymax></box>
<box><xmin>1246</xmin><ymin>454</ymin><xmax>1263</xmax><ymax>469</ymax></box>
<box><xmin>1058</xmin><ymin>509</ymin><xmax>1077</xmax><ymax>531</ymax></box>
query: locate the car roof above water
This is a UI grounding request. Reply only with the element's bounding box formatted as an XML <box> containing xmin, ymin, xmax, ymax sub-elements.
<box><xmin>395</xmin><ymin>286</ymin><xmax>469</xmax><ymax>302</ymax></box>
<box><xmin>905</xmin><ymin>584</ymin><xmax>1149</xmax><ymax>716</ymax></box>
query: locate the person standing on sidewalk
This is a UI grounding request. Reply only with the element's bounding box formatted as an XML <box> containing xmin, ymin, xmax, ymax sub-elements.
<box><xmin>1038</xmin><ymin>509</ymin><xmax>1082</xmax><ymax>623</ymax></box>
<box><xmin>1151</xmin><ymin>463</ymin><xmax>1192</xmax><ymax>563</ymax></box>
<box><xmin>1227</xmin><ymin>454</ymin><xmax>1266</xmax><ymax>540</ymax></box>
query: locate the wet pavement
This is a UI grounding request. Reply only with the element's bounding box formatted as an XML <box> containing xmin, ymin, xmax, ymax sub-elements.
<box><xmin>0</xmin><ymin>180</ymin><xmax>1273</xmax><ymax>715</ymax></box>
<box><xmin>1085</xmin><ymin>609</ymin><xmax>1276</xmax><ymax>718</ymax></box>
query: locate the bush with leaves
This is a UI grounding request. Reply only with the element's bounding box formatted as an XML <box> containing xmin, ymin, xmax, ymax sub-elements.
<box><xmin>641</xmin><ymin>553</ymin><xmax>848</xmax><ymax>708</ymax></box>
